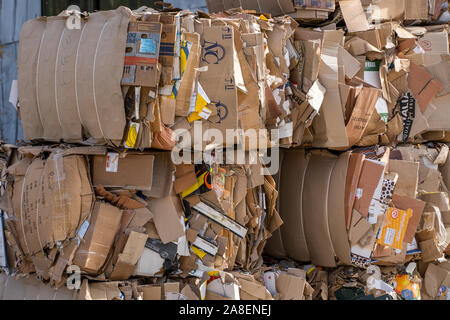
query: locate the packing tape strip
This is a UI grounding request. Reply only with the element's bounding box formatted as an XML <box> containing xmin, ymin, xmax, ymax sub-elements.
<box><xmin>35</xmin><ymin>29</ymin><xmax>47</xmax><ymax>132</ymax></box>
<box><xmin>256</xmin><ymin>0</ymin><xmax>262</xmax><ymax>12</ymax></box>
<box><xmin>54</xmin><ymin>28</ymin><xmax>66</xmax><ymax>132</ymax></box>
<box><xmin>75</xmin><ymin>23</ymin><xmax>88</xmax><ymax>131</ymax></box>
<box><xmin>277</xmin><ymin>0</ymin><xmax>286</xmax><ymax>15</ymax></box>
<box><xmin>35</xmin><ymin>166</ymin><xmax>45</xmax><ymax>253</ymax></box>
<box><xmin>53</xmin><ymin>153</ymin><xmax>68</xmax><ymax>239</ymax></box>
<box><xmin>20</xmin><ymin>164</ymin><xmax>33</xmax><ymax>255</ymax></box>
<box><xmin>92</xmin><ymin>20</ymin><xmax>111</xmax><ymax>145</ymax></box>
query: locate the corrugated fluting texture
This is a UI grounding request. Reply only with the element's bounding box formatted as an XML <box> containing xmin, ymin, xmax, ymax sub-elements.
<box><xmin>0</xmin><ymin>0</ymin><xmax>41</xmax><ymax>144</ymax></box>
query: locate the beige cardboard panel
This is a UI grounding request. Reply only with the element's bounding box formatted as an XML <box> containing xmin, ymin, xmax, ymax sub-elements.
<box><xmin>56</xmin><ymin>22</ymin><xmax>86</xmax><ymax>142</ymax></box>
<box><xmin>312</xmin><ymin>30</ymin><xmax>349</xmax><ymax>148</ymax></box>
<box><xmin>279</xmin><ymin>149</ymin><xmax>311</xmax><ymax>262</ymax></box>
<box><xmin>328</xmin><ymin>152</ymin><xmax>352</xmax><ymax>265</ymax></box>
<box><xmin>143</xmin><ymin>152</ymin><xmax>175</xmax><ymax>199</ymax></box>
<box><xmin>17</xmin><ymin>18</ymin><xmax>46</xmax><ymax>141</ymax></box>
<box><xmin>339</xmin><ymin>0</ymin><xmax>370</xmax><ymax>33</ymax></box>
<box><xmin>0</xmin><ymin>273</ymin><xmax>76</xmax><ymax>300</ymax></box>
<box><xmin>389</xmin><ymin>160</ymin><xmax>419</xmax><ymax>198</ymax></box>
<box><xmin>176</xmin><ymin>33</ymin><xmax>201</xmax><ymax>117</ymax></box>
<box><xmin>148</xmin><ymin>197</ymin><xmax>185</xmax><ymax>244</ymax></box>
<box><xmin>303</xmin><ymin>152</ymin><xmax>337</xmax><ymax>267</ymax></box>
<box><xmin>199</xmin><ymin>26</ymin><xmax>238</xmax><ymax>142</ymax></box>
<box><xmin>36</xmin><ymin>17</ymin><xmax>66</xmax><ymax>141</ymax></box>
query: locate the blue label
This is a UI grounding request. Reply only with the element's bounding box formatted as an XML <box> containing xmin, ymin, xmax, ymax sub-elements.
<box><xmin>140</xmin><ymin>38</ymin><xmax>157</xmax><ymax>54</ymax></box>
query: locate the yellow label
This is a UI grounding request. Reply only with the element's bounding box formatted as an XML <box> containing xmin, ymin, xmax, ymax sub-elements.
<box><xmin>125</xmin><ymin>122</ymin><xmax>139</xmax><ymax>149</ymax></box>
<box><xmin>377</xmin><ymin>207</ymin><xmax>413</xmax><ymax>250</ymax></box>
<box><xmin>181</xmin><ymin>172</ymin><xmax>208</xmax><ymax>198</ymax></box>
<box><xmin>192</xmin><ymin>246</ymin><xmax>206</xmax><ymax>259</ymax></box>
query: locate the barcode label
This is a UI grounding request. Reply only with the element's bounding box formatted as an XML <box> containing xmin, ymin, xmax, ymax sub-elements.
<box><xmin>384</xmin><ymin>228</ymin><xmax>396</xmax><ymax>246</ymax></box>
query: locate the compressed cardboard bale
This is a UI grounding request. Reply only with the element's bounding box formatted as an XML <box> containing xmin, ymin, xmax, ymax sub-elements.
<box><xmin>6</xmin><ymin>152</ymin><xmax>94</xmax><ymax>257</ymax></box>
<box><xmin>18</xmin><ymin>7</ymin><xmax>132</xmax><ymax>146</ymax></box>
<box><xmin>269</xmin><ymin>149</ymin><xmax>351</xmax><ymax>267</ymax></box>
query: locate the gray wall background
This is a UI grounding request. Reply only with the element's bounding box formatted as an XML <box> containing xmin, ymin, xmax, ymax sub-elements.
<box><xmin>0</xmin><ymin>0</ymin><xmax>206</xmax><ymax>145</ymax></box>
<box><xmin>0</xmin><ymin>0</ymin><xmax>41</xmax><ymax>144</ymax></box>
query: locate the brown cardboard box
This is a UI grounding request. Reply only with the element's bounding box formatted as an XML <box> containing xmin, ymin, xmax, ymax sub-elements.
<box><xmin>276</xmin><ymin>268</ymin><xmax>309</xmax><ymax>300</ymax></box>
<box><xmin>353</xmin><ymin>159</ymin><xmax>386</xmax><ymax>218</ymax></box>
<box><xmin>110</xmin><ymin>231</ymin><xmax>148</xmax><ymax>281</ymax></box>
<box><xmin>423</xmin><ymin>262</ymin><xmax>450</xmax><ymax>298</ymax></box>
<box><xmin>339</xmin><ymin>0</ymin><xmax>370</xmax><ymax>33</ymax></box>
<box><xmin>199</xmin><ymin>26</ymin><xmax>238</xmax><ymax>143</ymax></box>
<box><xmin>122</xmin><ymin>21</ymin><xmax>162</xmax><ymax>87</ymax></box>
<box><xmin>389</xmin><ymin>160</ymin><xmax>419</xmax><ymax>198</ymax></box>
<box><xmin>345</xmin><ymin>153</ymin><xmax>365</xmax><ymax>230</ymax></box>
<box><xmin>73</xmin><ymin>202</ymin><xmax>122</xmax><ymax>274</ymax></box>
<box><xmin>92</xmin><ymin>154</ymin><xmax>155</xmax><ymax>190</ymax></box>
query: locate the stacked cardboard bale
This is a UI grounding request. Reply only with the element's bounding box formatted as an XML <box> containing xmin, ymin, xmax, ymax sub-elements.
<box><xmin>1</xmin><ymin>0</ymin><xmax>450</xmax><ymax>300</ymax></box>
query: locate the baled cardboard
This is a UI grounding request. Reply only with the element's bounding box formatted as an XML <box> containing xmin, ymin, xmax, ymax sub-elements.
<box><xmin>302</xmin><ymin>152</ymin><xmax>339</xmax><ymax>267</ymax></box>
<box><xmin>73</xmin><ymin>202</ymin><xmax>122</xmax><ymax>274</ymax></box>
<box><xmin>277</xmin><ymin>149</ymin><xmax>311</xmax><ymax>262</ymax></box>
<box><xmin>92</xmin><ymin>154</ymin><xmax>155</xmax><ymax>190</ymax></box>
<box><xmin>18</xmin><ymin>8</ymin><xmax>131</xmax><ymax>146</ymax></box>
<box><xmin>328</xmin><ymin>152</ymin><xmax>352</xmax><ymax>265</ymax></box>
<box><xmin>7</xmin><ymin>153</ymin><xmax>94</xmax><ymax>257</ymax></box>
<box><xmin>0</xmin><ymin>273</ymin><xmax>76</xmax><ymax>300</ymax></box>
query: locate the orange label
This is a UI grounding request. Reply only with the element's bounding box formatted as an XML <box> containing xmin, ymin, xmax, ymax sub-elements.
<box><xmin>377</xmin><ymin>207</ymin><xmax>413</xmax><ymax>250</ymax></box>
